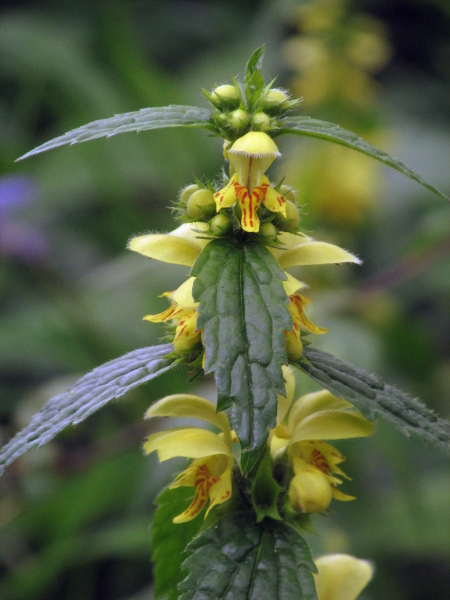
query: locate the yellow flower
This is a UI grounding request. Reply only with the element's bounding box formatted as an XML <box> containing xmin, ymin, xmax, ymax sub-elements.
<box><xmin>144</xmin><ymin>278</ymin><xmax>201</xmax><ymax>355</ymax></box>
<box><xmin>314</xmin><ymin>554</ymin><xmax>374</xmax><ymax>600</ymax></box>
<box><xmin>128</xmin><ymin>223</ymin><xmax>361</xmax><ymax>359</ymax></box>
<box><xmin>214</xmin><ymin>132</ymin><xmax>287</xmax><ymax>232</ymax></box>
<box><xmin>285</xmin><ymin>292</ymin><xmax>328</xmax><ymax>360</ymax></box>
<box><xmin>144</xmin><ymin>394</ymin><xmax>233</xmax><ymax>523</ymax></box>
<box><xmin>271</xmin><ymin>371</ymin><xmax>374</xmax><ymax>513</ymax></box>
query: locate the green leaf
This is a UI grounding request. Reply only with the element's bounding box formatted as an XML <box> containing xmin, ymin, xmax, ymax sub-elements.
<box><xmin>245</xmin><ymin>46</ymin><xmax>265</xmax><ymax>85</ymax></box>
<box><xmin>152</xmin><ymin>486</ymin><xmax>203</xmax><ymax>600</ymax></box>
<box><xmin>191</xmin><ymin>240</ymin><xmax>292</xmax><ymax>473</ymax></box>
<box><xmin>297</xmin><ymin>347</ymin><xmax>450</xmax><ymax>454</ymax></box>
<box><xmin>0</xmin><ymin>344</ymin><xmax>176</xmax><ymax>476</ymax></box>
<box><xmin>17</xmin><ymin>105</ymin><xmax>212</xmax><ymax>160</ymax></box>
<box><xmin>277</xmin><ymin>116</ymin><xmax>449</xmax><ymax>202</ymax></box>
<box><xmin>179</xmin><ymin>512</ymin><xmax>317</xmax><ymax>600</ymax></box>
<box><xmin>251</xmin><ymin>450</ymin><xmax>283</xmax><ymax>523</ymax></box>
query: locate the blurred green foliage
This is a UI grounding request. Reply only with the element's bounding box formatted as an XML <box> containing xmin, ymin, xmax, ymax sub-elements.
<box><xmin>0</xmin><ymin>1</ymin><xmax>449</xmax><ymax>599</ymax></box>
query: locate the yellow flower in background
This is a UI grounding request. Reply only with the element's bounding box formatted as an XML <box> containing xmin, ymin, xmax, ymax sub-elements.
<box><xmin>271</xmin><ymin>371</ymin><xmax>374</xmax><ymax>513</ymax></box>
<box><xmin>214</xmin><ymin>132</ymin><xmax>287</xmax><ymax>232</ymax></box>
<box><xmin>314</xmin><ymin>554</ymin><xmax>374</xmax><ymax>600</ymax></box>
<box><xmin>144</xmin><ymin>394</ymin><xmax>234</xmax><ymax>523</ymax></box>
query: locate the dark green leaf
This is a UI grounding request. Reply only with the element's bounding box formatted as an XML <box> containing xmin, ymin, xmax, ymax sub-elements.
<box><xmin>17</xmin><ymin>105</ymin><xmax>212</xmax><ymax>160</ymax></box>
<box><xmin>152</xmin><ymin>486</ymin><xmax>203</xmax><ymax>600</ymax></box>
<box><xmin>245</xmin><ymin>46</ymin><xmax>265</xmax><ymax>85</ymax></box>
<box><xmin>0</xmin><ymin>344</ymin><xmax>176</xmax><ymax>476</ymax></box>
<box><xmin>277</xmin><ymin>116</ymin><xmax>449</xmax><ymax>202</ymax></box>
<box><xmin>297</xmin><ymin>347</ymin><xmax>450</xmax><ymax>454</ymax></box>
<box><xmin>192</xmin><ymin>240</ymin><xmax>292</xmax><ymax>473</ymax></box>
<box><xmin>251</xmin><ymin>450</ymin><xmax>283</xmax><ymax>523</ymax></box>
<box><xmin>179</xmin><ymin>512</ymin><xmax>317</xmax><ymax>600</ymax></box>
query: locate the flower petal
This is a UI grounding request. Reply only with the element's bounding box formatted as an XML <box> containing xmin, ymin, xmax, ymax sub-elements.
<box><xmin>171</xmin><ymin>277</ymin><xmax>196</xmax><ymax>308</ymax></box>
<box><xmin>206</xmin><ymin>466</ymin><xmax>233</xmax><ymax>515</ymax></box>
<box><xmin>282</xmin><ymin>272</ymin><xmax>306</xmax><ymax>296</ymax></box>
<box><xmin>277</xmin><ymin>365</ymin><xmax>296</xmax><ymax>424</ymax></box>
<box><xmin>314</xmin><ymin>554</ymin><xmax>374</xmax><ymax>600</ymax></box>
<box><xmin>145</xmin><ymin>394</ymin><xmax>231</xmax><ymax>438</ymax></box>
<box><xmin>289</xmin><ymin>391</ymin><xmax>354</xmax><ymax>429</ymax></box>
<box><xmin>276</xmin><ymin>241</ymin><xmax>361</xmax><ymax>269</ymax></box>
<box><xmin>143</xmin><ymin>427</ymin><xmax>231</xmax><ymax>461</ymax></box>
<box><xmin>128</xmin><ymin>223</ymin><xmax>209</xmax><ymax>266</ymax></box>
<box><xmin>290</xmin><ymin>410</ymin><xmax>374</xmax><ymax>444</ymax></box>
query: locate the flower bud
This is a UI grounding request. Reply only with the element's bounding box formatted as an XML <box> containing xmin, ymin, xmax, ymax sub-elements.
<box><xmin>274</xmin><ymin>200</ymin><xmax>300</xmax><ymax>229</ymax></box>
<box><xmin>209</xmin><ymin>212</ymin><xmax>232</xmax><ymax>235</ymax></box>
<box><xmin>187</xmin><ymin>189</ymin><xmax>216</xmax><ymax>219</ymax></box>
<box><xmin>262</xmin><ymin>89</ymin><xmax>290</xmax><ymax>113</ymax></box>
<box><xmin>278</xmin><ymin>184</ymin><xmax>296</xmax><ymax>203</ymax></box>
<box><xmin>229</xmin><ymin>109</ymin><xmax>250</xmax><ymax>131</ymax></box>
<box><xmin>211</xmin><ymin>84</ymin><xmax>240</xmax><ymax>108</ymax></box>
<box><xmin>251</xmin><ymin>112</ymin><xmax>272</xmax><ymax>132</ymax></box>
<box><xmin>259</xmin><ymin>221</ymin><xmax>278</xmax><ymax>243</ymax></box>
<box><xmin>180</xmin><ymin>184</ymin><xmax>200</xmax><ymax>205</ymax></box>
<box><xmin>288</xmin><ymin>467</ymin><xmax>332</xmax><ymax>513</ymax></box>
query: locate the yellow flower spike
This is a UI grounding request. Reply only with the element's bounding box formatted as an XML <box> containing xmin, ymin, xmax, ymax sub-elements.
<box><xmin>288</xmin><ymin>462</ymin><xmax>333</xmax><ymax>513</ymax></box>
<box><xmin>144</xmin><ymin>394</ymin><xmax>234</xmax><ymax>523</ymax></box>
<box><xmin>282</xmin><ymin>272</ymin><xmax>307</xmax><ymax>297</ymax></box>
<box><xmin>314</xmin><ymin>554</ymin><xmax>374</xmax><ymax>600</ymax></box>
<box><xmin>128</xmin><ymin>222</ymin><xmax>210</xmax><ymax>267</ymax></box>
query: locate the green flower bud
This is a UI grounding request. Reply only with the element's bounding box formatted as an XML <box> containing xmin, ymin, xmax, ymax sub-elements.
<box><xmin>229</xmin><ymin>109</ymin><xmax>250</xmax><ymax>131</ymax></box>
<box><xmin>215</xmin><ymin>112</ymin><xmax>229</xmax><ymax>126</ymax></box>
<box><xmin>211</xmin><ymin>84</ymin><xmax>240</xmax><ymax>108</ymax></box>
<box><xmin>259</xmin><ymin>221</ymin><xmax>278</xmax><ymax>242</ymax></box>
<box><xmin>251</xmin><ymin>112</ymin><xmax>272</xmax><ymax>131</ymax></box>
<box><xmin>279</xmin><ymin>184</ymin><xmax>296</xmax><ymax>203</ymax></box>
<box><xmin>209</xmin><ymin>212</ymin><xmax>232</xmax><ymax>235</ymax></box>
<box><xmin>180</xmin><ymin>184</ymin><xmax>200</xmax><ymax>205</ymax></box>
<box><xmin>262</xmin><ymin>88</ymin><xmax>290</xmax><ymax>112</ymax></box>
<box><xmin>187</xmin><ymin>189</ymin><xmax>216</xmax><ymax>219</ymax></box>
<box><xmin>274</xmin><ymin>200</ymin><xmax>300</xmax><ymax>229</ymax></box>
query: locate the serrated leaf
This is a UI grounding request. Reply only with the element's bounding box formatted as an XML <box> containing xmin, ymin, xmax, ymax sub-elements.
<box><xmin>179</xmin><ymin>512</ymin><xmax>317</xmax><ymax>600</ymax></box>
<box><xmin>191</xmin><ymin>240</ymin><xmax>292</xmax><ymax>473</ymax></box>
<box><xmin>17</xmin><ymin>105</ymin><xmax>212</xmax><ymax>160</ymax></box>
<box><xmin>277</xmin><ymin>116</ymin><xmax>449</xmax><ymax>202</ymax></box>
<box><xmin>152</xmin><ymin>486</ymin><xmax>203</xmax><ymax>600</ymax></box>
<box><xmin>297</xmin><ymin>347</ymin><xmax>450</xmax><ymax>454</ymax></box>
<box><xmin>245</xmin><ymin>46</ymin><xmax>265</xmax><ymax>85</ymax></box>
<box><xmin>0</xmin><ymin>344</ymin><xmax>176</xmax><ymax>476</ymax></box>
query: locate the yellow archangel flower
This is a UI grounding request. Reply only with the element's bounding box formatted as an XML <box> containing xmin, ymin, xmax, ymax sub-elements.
<box><xmin>128</xmin><ymin>224</ymin><xmax>360</xmax><ymax>359</ymax></box>
<box><xmin>314</xmin><ymin>554</ymin><xmax>374</xmax><ymax>600</ymax></box>
<box><xmin>143</xmin><ymin>394</ymin><xmax>234</xmax><ymax>523</ymax></box>
<box><xmin>214</xmin><ymin>132</ymin><xmax>287</xmax><ymax>233</ymax></box>
<box><xmin>143</xmin><ymin>278</ymin><xmax>200</xmax><ymax>354</ymax></box>
<box><xmin>272</xmin><ymin>368</ymin><xmax>374</xmax><ymax>513</ymax></box>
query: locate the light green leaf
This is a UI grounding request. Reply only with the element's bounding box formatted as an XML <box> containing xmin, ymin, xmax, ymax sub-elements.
<box><xmin>192</xmin><ymin>239</ymin><xmax>292</xmax><ymax>474</ymax></box>
<box><xmin>277</xmin><ymin>116</ymin><xmax>449</xmax><ymax>202</ymax></box>
<box><xmin>296</xmin><ymin>347</ymin><xmax>450</xmax><ymax>454</ymax></box>
<box><xmin>245</xmin><ymin>46</ymin><xmax>265</xmax><ymax>85</ymax></box>
<box><xmin>152</xmin><ymin>486</ymin><xmax>203</xmax><ymax>600</ymax></box>
<box><xmin>179</xmin><ymin>512</ymin><xmax>317</xmax><ymax>600</ymax></box>
<box><xmin>0</xmin><ymin>344</ymin><xmax>176</xmax><ymax>476</ymax></box>
<box><xmin>17</xmin><ymin>105</ymin><xmax>212</xmax><ymax>160</ymax></box>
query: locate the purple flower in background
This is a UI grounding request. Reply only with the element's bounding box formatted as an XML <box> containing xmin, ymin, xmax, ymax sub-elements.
<box><xmin>0</xmin><ymin>174</ymin><xmax>48</xmax><ymax>263</ymax></box>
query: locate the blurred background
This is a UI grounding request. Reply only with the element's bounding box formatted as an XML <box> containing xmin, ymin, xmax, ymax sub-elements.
<box><xmin>0</xmin><ymin>0</ymin><xmax>449</xmax><ymax>598</ymax></box>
